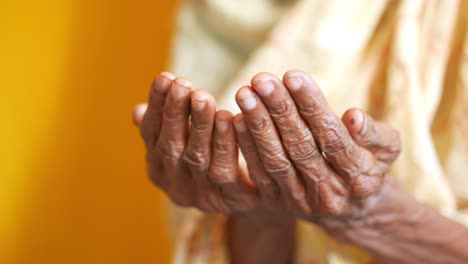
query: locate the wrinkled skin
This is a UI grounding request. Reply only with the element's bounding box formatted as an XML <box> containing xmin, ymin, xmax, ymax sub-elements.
<box><xmin>134</xmin><ymin>72</ymin><xmax>257</xmax><ymax>215</ymax></box>
<box><xmin>233</xmin><ymin>70</ymin><xmax>401</xmax><ymax>222</ymax></box>
<box><xmin>133</xmin><ymin>70</ymin><xmax>400</xmax><ymax>222</ymax></box>
<box><xmin>134</xmin><ymin>71</ymin><xmax>468</xmax><ymax>264</ymax></box>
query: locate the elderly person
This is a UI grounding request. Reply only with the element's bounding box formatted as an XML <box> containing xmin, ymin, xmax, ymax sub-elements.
<box><xmin>134</xmin><ymin>0</ymin><xmax>468</xmax><ymax>263</ymax></box>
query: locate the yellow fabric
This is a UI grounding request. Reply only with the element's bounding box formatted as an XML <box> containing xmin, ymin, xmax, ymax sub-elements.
<box><xmin>169</xmin><ymin>0</ymin><xmax>468</xmax><ymax>263</ymax></box>
<box><xmin>0</xmin><ymin>1</ymin><xmax>177</xmax><ymax>263</ymax></box>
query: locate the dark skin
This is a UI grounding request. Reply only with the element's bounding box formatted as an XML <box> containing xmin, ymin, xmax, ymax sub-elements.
<box><xmin>134</xmin><ymin>70</ymin><xmax>468</xmax><ymax>264</ymax></box>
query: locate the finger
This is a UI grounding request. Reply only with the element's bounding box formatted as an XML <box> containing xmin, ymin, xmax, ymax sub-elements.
<box><xmin>133</xmin><ymin>103</ymin><xmax>147</xmax><ymax>126</ymax></box>
<box><xmin>236</xmin><ymin>86</ymin><xmax>311</xmax><ymax>214</ymax></box>
<box><xmin>181</xmin><ymin>90</ymin><xmax>221</xmax><ymax>213</ymax></box>
<box><xmin>233</xmin><ymin>113</ymin><xmax>280</xmax><ymax>206</ymax></box>
<box><xmin>140</xmin><ymin>72</ymin><xmax>175</xmax><ymax>146</ymax></box>
<box><xmin>183</xmin><ymin>90</ymin><xmax>216</xmax><ymax>177</ymax></box>
<box><xmin>251</xmin><ymin>73</ymin><xmax>343</xmax><ymax>210</ymax></box>
<box><xmin>156</xmin><ymin>77</ymin><xmax>193</xmax><ymax>200</ymax></box>
<box><xmin>208</xmin><ymin>110</ymin><xmax>257</xmax><ymax>213</ymax></box>
<box><xmin>250</xmin><ymin>73</ymin><xmax>320</xmax><ymax>169</ymax></box>
<box><xmin>157</xmin><ymin>78</ymin><xmax>192</xmax><ymax>162</ymax></box>
<box><xmin>283</xmin><ymin>70</ymin><xmax>382</xmax><ymax>198</ymax></box>
<box><xmin>342</xmin><ymin>108</ymin><xmax>401</xmax><ymax>170</ymax></box>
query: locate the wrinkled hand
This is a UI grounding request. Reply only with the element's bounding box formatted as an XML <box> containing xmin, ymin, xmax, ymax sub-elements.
<box><xmin>134</xmin><ymin>72</ymin><xmax>257</xmax><ymax>214</ymax></box>
<box><xmin>234</xmin><ymin>70</ymin><xmax>401</xmax><ymax>221</ymax></box>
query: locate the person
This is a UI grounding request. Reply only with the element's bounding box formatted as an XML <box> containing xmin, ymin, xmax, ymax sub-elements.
<box><xmin>133</xmin><ymin>0</ymin><xmax>468</xmax><ymax>263</ymax></box>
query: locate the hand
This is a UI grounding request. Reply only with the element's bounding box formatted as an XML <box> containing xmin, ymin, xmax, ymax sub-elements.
<box><xmin>234</xmin><ymin>70</ymin><xmax>401</xmax><ymax>221</ymax></box>
<box><xmin>134</xmin><ymin>73</ymin><xmax>257</xmax><ymax>214</ymax></box>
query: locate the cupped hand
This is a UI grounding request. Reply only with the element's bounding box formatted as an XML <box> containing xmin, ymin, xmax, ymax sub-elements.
<box><xmin>134</xmin><ymin>73</ymin><xmax>257</xmax><ymax>215</ymax></box>
<box><xmin>234</xmin><ymin>70</ymin><xmax>401</xmax><ymax>221</ymax></box>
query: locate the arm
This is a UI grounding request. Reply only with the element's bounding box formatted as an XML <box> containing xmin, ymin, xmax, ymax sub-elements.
<box><xmin>233</xmin><ymin>70</ymin><xmax>468</xmax><ymax>264</ymax></box>
<box><xmin>228</xmin><ymin>211</ymin><xmax>296</xmax><ymax>264</ymax></box>
<box><xmin>322</xmin><ymin>176</ymin><xmax>468</xmax><ymax>264</ymax></box>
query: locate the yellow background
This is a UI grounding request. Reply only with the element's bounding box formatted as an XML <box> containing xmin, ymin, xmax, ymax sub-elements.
<box><xmin>1</xmin><ymin>0</ymin><xmax>178</xmax><ymax>263</ymax></box>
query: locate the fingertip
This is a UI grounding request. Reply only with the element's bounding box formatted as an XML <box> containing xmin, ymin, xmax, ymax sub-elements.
<box><xmin>283</xmin><ymin>69</ymin><xmax>306</xmax><ymax>80</ymax></box>
<box><xmin>160</xmin><ymin>72</ymin><xmax>176</xmax><ymax>81</ymax></box>
<box><xmin>342</xmin><ymin>108</ymin><xmax>364</xmax><ymax>138</ymax></box>
<box><xmin>170</xmin><ymin>77</ymin><xmax>192</xmax><ymax>98</ymax></box>
<box><xmin>233</xmin><ymin>113</ymin><xmax>247</xmax><ymax>133</ymax></box>
<box><xmin>174</xmin><ymin>77</ymin><xmax>192</xmax><ymax>88</ymax></box>
<box><xmin>153</xmin><ymin>72</ymin><xmax>175</xmax><ymax>94</ymax></box>
<box><xmin>251</xmin><ymin>72</ymin><xmax>275</xmax><ymax>86</ymax></box>
<box><xmin>251</xmin><ymin>72</ymin><xmax>277</xmax><ymax>97</ymax></box>
<box><xmin>191</xmin><ymin>89</ymin><xmax>213</xmax><ymax>112</ymax></box>
<box><xmin>283</xmin><ymin>71</ymin><xmax>303</xmax><ymax>91</ymax></box>
<box><xmin>235</xmin><ymin>86</ymin><xmax>251</xmax><ymax>102</ymax></box>
<box><xmin>235</xmin><ymin>86</ymin><xmax>257</xmax><ymax>110</ymax></box>
<box><xmin>133</xmin><ymin>103</ymin><xmax>148</xmax><ymax>126</ymax></box>
<box><xmin>283</xmin><ymin>70</ymin><xmax>319</xmax><ymax>92</ymax></box>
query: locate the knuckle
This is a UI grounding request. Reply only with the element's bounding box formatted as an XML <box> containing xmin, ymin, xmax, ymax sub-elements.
<box><xmin>213</xmin><ymin>138</ymin><xmax>235</xmax><ymax>155</ymax></box>
<box><xmin>156</xmin><ymin>140</ymin><xmax>185</xmax><ymax>160</ymax></box>
<box><xmin>240</xmin><ymin>143</ymin><xmax>258</xmax><ymax>158</ymax></box>
<box><xmin>182</xmin><ymin>149</ymin><xmax>209</xmax><ymax>174</ymax></box>
<box><xmin>286</xmin><ymin>137</ymin><xmax>319</xmax><ymax>162</ymax></box>
<box><xmin>270</xmin><ymin>99</ymin><xmax>295</xmax><ymax>121</ymax></box>
<box><xmin>264</xmin><ymin>157</ymin><xmax>294</xmax><ymax>179</ymax></box>
<box><xmin>247</xmin><ymin>115</ymin><xmax>270</xmax><ymax>133</ymax></box>
<box><xmin>298</xmin><ymin>100</ymin><xmax>321</xmax><ymax>119</ymax></box>
<box><xmin>320</xmin><ymin>124</ymin><xmax>348</xmax><ymax>154</ymax></box>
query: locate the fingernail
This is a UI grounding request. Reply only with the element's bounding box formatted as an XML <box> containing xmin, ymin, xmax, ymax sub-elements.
<box><xmin>255</xmin><ymin>79</ymin><xmax>274</xmax><ymax>97</ymax></box>
<box><xmin>238</xmin><ymin>90</ymin><xmax>257</xmax><ymax>110</ymax></box>
<box><xmin>216</xmin><ymin>119</ymin><xmax>228</xmax><ymax>132</ymax></box>
<box><xmin>193</xmin><ymin>99</ymin><xmax>206</xmax><ymax>112</ymax></box>
<box><xmin>233</xmin><ymin>120</ymin><xmax>247</xmax><ymax>132</ymax></box>
<box><xmin>172</xmin><ymin>78</ymin><xmax>191</xmax><ymax>97</ymax></box>
<box><xmin>160</xmin><ymin>72</ymin><xmax>176</xmax><ymax>81</ymax></box>
<box><xmin>284</xmin><ymin>75</ymin><xmax>303</xmax><ymax>91</ymax></box>
<box><xmin>355</xmin><ymin>109</ymin><xmax>366</xmax><ymax>135</ymax></box>
<box><xmin>192</xmin><ymin>94</ymin><xmax>208</xmax><ymax>112</ymax></box>
<box><xmin>154</xmin><ymin>77</ymin><xmax>171</xmax><ymax>93</ymax></box>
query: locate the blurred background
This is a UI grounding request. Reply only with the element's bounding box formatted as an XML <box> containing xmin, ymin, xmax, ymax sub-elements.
<box><xmin>1</xmin><ymin>0</ymin><xmax>178</xmax><ymax>263</ymax></box>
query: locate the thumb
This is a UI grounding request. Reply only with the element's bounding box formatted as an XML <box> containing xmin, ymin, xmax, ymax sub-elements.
<box><xmin>132</xmin><ymin>103</ymin><xmax>148</xmax><ymax>126</ymax></box>
<box><xmin>342</xmin><ymin>108</ymin><xmax>401</xmax><ymax>171</ymax></box>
